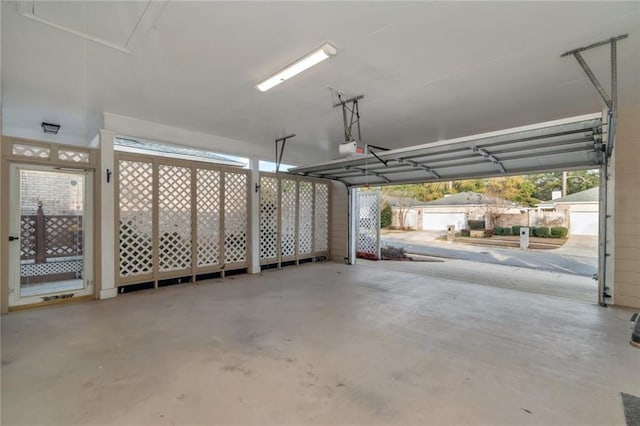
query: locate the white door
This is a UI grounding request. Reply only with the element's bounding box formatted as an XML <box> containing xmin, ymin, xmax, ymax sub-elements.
<box><xmin>422</xmin><ymin>212</ymin><xmax>466</xmax><ymax>231</ymax></box>
<box><xmin>8</xmin><ymin>164</ymin><xmax>94</xmax><ymax>307</ymax></box>
<box><xmin>570</xmin><ymin>211</ymin><xmax>599</xmax><ymax>236</ymax></box>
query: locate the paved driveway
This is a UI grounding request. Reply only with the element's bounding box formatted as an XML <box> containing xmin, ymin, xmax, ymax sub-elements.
<box><xmin>381</xmin><ymin>232</ymin><xmax>598</xmax><ymax>277</ymax></box>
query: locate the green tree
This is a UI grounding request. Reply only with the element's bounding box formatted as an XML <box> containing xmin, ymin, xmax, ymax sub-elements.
<box><xmin>567</xmin><ymin>170</ymin><xmax>599</xmax><ymax>194</ymax></box>
<box><xmin>454</xmin><ymin>179</ymin><xmax>486</xmax><ymax>193</ymax></box>
<box><xmin>380</xmin><ymin>201</ymin><xmax>392</xmax><ymax>228</ymax></box>
<box><xmin>524</xmin><ymin>170</ymin><xmax>598</xmax><ymax>200</ymax></box>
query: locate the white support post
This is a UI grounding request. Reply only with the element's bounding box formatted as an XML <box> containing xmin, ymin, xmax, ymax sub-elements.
<box><xmin>249</xmin><ymin>158</ymin><xmax>261</xmax><ymax>273</ymax></box>
<box><xmin>99</xmin><ymin>130</ymin><xmax>117</xmax><ymax>299</ymax></box>
<box><xmin>348</xmin><ymin>187</ymin><xmax>357</xmax><ymax>265</ymax></box>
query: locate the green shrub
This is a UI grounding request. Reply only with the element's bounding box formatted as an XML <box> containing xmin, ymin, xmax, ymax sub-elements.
<box><xmin>551</xmin><ymin>227</ymin><xmax>569</xmax><ymax>238</ymax></box>
<box><xmin>380</xmin><ymin>201</ymin><xmax>392</xmax><ymax>228</ymax></box>
<box><xmin>468</xmin><ymin>220</ymin><xmax>485</xmax><ymax>230</ymax></box>
<box><xmin>460</xmin><ymin>229</ymin><xmax>471</xmax><ymax>237</ymax></box>
<box><xmin>512</xmin><ymin>225</ymin><xmax>522</xmax><ymax>235</ymax></box>
<box><xmin>536</xmin><ymin>226</ymin><xmax>550</xmax><ymax>238</ymax></box>
<box><xmin>494</xmin><ymin>226</ymin><xmax>503</xmax><ymax>235</ymax></box>
<box><xmin>503</xmin><ymin>227</ymin><xmax>513</xmax><ymax>236</ymax></box>
<box><xmin>529</xmin><ymin>226</ymin><xmax>537</xmax><ymax>237</ymax></box>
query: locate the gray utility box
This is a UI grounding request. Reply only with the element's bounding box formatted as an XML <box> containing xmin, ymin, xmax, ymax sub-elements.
<box><xmin>520</xmin><ymin>227</ymin><xmax>530</xmax><ymax>249</ymax></box>
<box><xmin>447</xmin><ymin>225</ymin><xmax>455</xmax><ymax>241</ymax></box>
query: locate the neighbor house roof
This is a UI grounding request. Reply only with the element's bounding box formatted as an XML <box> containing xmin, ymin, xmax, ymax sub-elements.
<box><xmin>382</xmin><ymin>195</ymin><xmax>429</xmax><ymax>208</ymax></box>
<box><xmin>549</xmin><ymin>187</ymin><xmax>599</xmax><ymax>204</ymax></box>
<box><xmin>422</xmin><ymin>192</ymin><xmax>509</xmax><ymax>206</ymax></box>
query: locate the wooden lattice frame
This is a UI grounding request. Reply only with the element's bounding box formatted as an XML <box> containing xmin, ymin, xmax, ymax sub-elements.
<box><xmin>258</xmin><ymin>172</ymin><xmax>330</xmax><ymax>267</ymax></box>
<box><xmin>356</xmin><ymin>191</ymin><xmax>380</xmax><ymax>259</ymax></box>
<box><xmin>115</xmin><ymin>153</ymin><xmax>250</xmax><ymax>287</ymax></box>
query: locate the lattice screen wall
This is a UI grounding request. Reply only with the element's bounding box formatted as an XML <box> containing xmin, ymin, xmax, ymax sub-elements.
<box><xmin>356</xmin><ymin>191</ymin><xmax>381</xmax><ymax>260</ymax></box>
<box><xmin>116</xmin><ymin>154</ymin><xmax>249</xmax><ymax>286</ymax></box>
<box><xmin>259</xmin><ymin>173</ymin><xmax>330</xmax><ymax>266</ymax></box>
<box><xmin>158</xmin><ymin>165</ymin><xmax>192</xmax><ymax>272</ymax></box>
<box><xmin>259</xmin><ymin>176</ymin><xmax>278</xmax><ymax>263</ymax></box>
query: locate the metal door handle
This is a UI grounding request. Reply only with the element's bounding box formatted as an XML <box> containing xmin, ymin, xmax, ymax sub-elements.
<box><xmin>8</xmin><ymin>236</ymin><xmax>19</xmax><ymax>241</ymax></box>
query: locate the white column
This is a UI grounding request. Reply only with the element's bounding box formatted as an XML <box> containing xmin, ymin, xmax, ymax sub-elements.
<box><xmin>99</xmin><ymin>130</ymin><xmax>117</xmax><ymax>299</ymax></box>
<box><xmin>348</xmin><ymin>187</ymin><xmax>357</xmax><ymax>265</ymax></box>
<box><xmin>249</xmin><ymin>158</ymin><xmax>261</xmax><ymax>273</ymax></box>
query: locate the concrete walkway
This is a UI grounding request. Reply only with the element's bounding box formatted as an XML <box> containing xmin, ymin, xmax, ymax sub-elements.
<box><xmin>551</xmin><ymin>235</ymin><xmax>599</xmax><ymax>258</ymax></box>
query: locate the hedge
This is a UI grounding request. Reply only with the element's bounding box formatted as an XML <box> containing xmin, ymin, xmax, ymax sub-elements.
<box><xmin>535</xmin><ymin>226</ymin><xmax>550</xmax><ymax>238</ymax></box>
<box><xmin>494</xmin><ymin>226</ymin><xmax>504</xmax><ymax>235</ymax></box>
<box><xmin>551</xmin><ymin>227</ymin><xmax>569</xmax><ymax>238</ymax></box>
<box><xmin>460</xmin><ymin>229</ymin><xmax>471</xmax><ymax>237</ymax></box>
<box><xmin>512</xmin><ymin>225</ymin><xmax>522</xmax><ymax>235</ymax></box>
<box><xmin>468</xmin><ymin>220</ymin><xmax>485</xmax><ymax>230</ymax></box>
<box><xmin>503</xmin><ymin>227</ymin><xmax>513</xmax><ymax>236</ymax></box>
<box><xmin>529</xmin><ymin>226</ymin><xmax>537</xmax><ymax>237</ymax></box>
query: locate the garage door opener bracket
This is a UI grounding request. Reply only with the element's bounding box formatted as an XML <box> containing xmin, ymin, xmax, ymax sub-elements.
<box><xmin>334</xmin><ymin>93</ymin><xmax>364</xmax><ymax>145</ymax></box>
<box><xmin>275</xmin><ymin>134</ymin><xmax>296</xmax><ymax>173</ymax></box>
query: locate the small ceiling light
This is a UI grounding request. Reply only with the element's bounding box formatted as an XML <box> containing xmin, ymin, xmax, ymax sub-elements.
<box><xmin>257</xmin><ymin>42</ymin><xmax>337</xmax><ymax>92</ymax></box>
<box><xmin>42</xmin><ymin>122</ymin><xmax>61</xmax><ymax>134</ymax></box>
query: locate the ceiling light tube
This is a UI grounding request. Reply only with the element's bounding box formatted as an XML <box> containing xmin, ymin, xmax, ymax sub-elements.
<box><xmin>257</xmin><ymin>43</ymin><xmax>337</xmax><ymax>92</ymax></box>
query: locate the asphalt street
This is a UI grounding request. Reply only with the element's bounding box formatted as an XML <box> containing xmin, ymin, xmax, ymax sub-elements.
<box><xmin>381</xmin><ymin>236</ymin><xmax>598</xmax><ymax>277</ymax></box>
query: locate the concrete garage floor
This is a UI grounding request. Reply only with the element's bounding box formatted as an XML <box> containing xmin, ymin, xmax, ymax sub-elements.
<box><xmin>2</xmin><ymin>262</ymin><xmax>639</xmax><ymax>425</ymax></box>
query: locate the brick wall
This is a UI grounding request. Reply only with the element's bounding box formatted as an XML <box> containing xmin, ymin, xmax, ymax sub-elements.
<box><xmin>614</xmin><ymin>105</ymin><xmax>640</xmax><ymax>308</ymax></box>
<box><xmin>20</xmin><ymin>170</ymin><xmax>84</xmax><ymax>216</ymax></box>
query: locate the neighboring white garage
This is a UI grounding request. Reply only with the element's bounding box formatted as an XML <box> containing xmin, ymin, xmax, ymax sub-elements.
<box><xmin>417</xmin><ymin>192</ymin><xmax>520</xmax><ymax>232</ymax></box>
<box><xmin>423</xmin><ymin>212</ymin><xmax>467</xmax><ymax>231</ymax></box>
<box><xmin>553</xmin><ymin>187</ymin><xmax>600</xmax><ymax>236</ymax></box>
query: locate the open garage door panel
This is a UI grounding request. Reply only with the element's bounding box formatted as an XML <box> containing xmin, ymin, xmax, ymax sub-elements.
<box><xmin>290</xmin><ymin>113</ymin><xmax>604</xmax><ymax>186</ymax></box>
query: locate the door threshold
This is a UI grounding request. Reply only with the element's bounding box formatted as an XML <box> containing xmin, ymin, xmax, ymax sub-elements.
<box><xmin>8</xmin><ymin>295</ymin><xmax>93</xmax><ymax>312</ymax></box>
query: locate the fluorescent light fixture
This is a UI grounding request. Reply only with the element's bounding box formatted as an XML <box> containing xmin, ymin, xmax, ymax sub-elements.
<box><xmin>257</xmin><ymin>43</ymin><xmax>337</xmax><ymax>92</ymax></box>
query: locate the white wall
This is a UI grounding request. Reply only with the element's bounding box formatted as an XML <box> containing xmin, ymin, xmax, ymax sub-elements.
<box><xmin>103</xmin><ymin>113</ymin><xmax>332</xmax><ymax>166</ymax></box>
<box><xmin>330</xmin><ymin>181</ymin><xmax>348</xmax><ymax>263</ymax></box>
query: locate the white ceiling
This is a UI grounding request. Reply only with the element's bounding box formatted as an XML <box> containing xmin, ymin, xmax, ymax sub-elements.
<box><xmin>2</xmin><ymin>1</ymin><xmax>639</xmax><ymax>164</ymax></box>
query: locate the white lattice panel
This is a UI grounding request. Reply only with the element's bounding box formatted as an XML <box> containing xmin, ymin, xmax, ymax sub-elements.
<box><xmin>21</xmin><ymin>260</ymin><xmax>83</xmax><ymax>277</ymax></box>
<box><xmin>12</xmin><ymin>143</ymin><xmax>50</xmax><ymax>159</ymax></box>
<box><xmin>118</xmin><ymin>160</ymin><xmax>153</xmax><ymax>277</ymax></box>
<box><xmin>357</xmin><ymin>191</ymin><xmax>380</xmax><ymax>258</ymax></box>
<box><xmin>298</xmin><ymin>181</ymin><xmax>313</xmax><ymax>255</ymax></box>
<box><xmin>314</xmin><ymin>183</ymin><xmax>329</xmax><ymax>252</ymax></box>
<box><xmin>196</xmin><ymin>169</ymin><xmax>220</xmax><ymax>267</ymax></box>
<box><xmin>259</xmin><ymin>176</ymin><xmax>278</xmax><ymax>261</ymax></box>
<box><xmin>58</xmin><ymin>149</ymin><xmax>90</xmax><ymax>163</ymax></box>
<box><xmin>280</xmin><ymin>179</ymin><xmax>297</xmax><ymax>258</ymax></box>
<box><xmin>224</xmin><ymin>172</ymin><xmax>247</xmax><ymax>264</ymax></box>
<box><xmin>158</xmin><ymin>165</ymin><xmax>192</xmax><ymax>272</ymax></box>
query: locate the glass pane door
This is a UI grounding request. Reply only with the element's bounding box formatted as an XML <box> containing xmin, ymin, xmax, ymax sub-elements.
<box><xmin>8</xmin><ymin>165</ymin><xmax>93</xmax><ymax>306</ymax></box>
